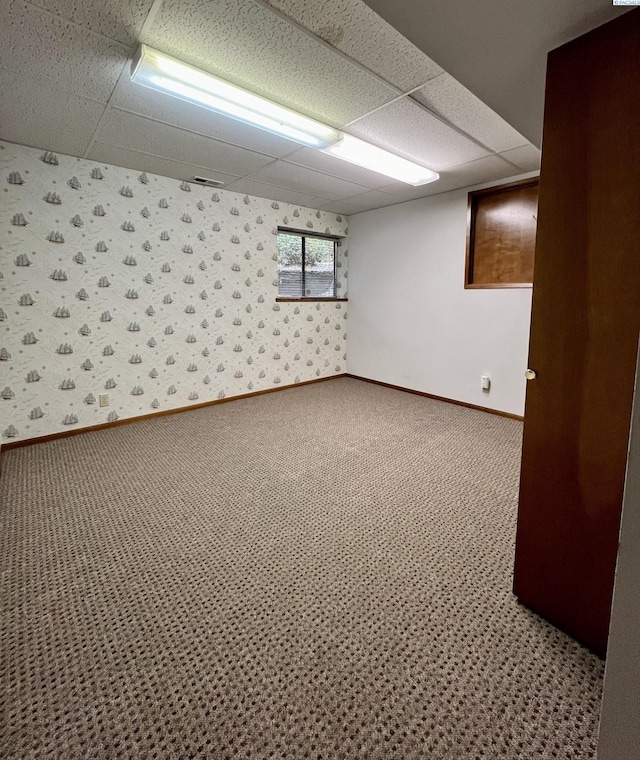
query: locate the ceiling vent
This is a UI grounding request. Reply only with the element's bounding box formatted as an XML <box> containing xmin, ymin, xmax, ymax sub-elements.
<box><xmin>187</xmin><ymin>176</ymin><xmax>225</xmax><ymax>188</ymax></box>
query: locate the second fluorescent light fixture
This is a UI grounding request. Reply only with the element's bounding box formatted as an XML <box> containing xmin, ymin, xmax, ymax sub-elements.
<box><xmin>322</xmin><ymin>135</ymin><xmax>439</xmax><ymax>186</ymax></box>
<box><xmin>130</xmin><ymin>45</ymin><xmax>342</xmax><ymax>149</ymax></box>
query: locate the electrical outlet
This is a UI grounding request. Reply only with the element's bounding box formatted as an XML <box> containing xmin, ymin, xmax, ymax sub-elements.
<box><xmin>99</xmin><ymin>393</ymin><xmax>109</xmax><ymax>407</ymax></box>
<box><xmin>481</xmin><ymin>375</ymin><xmax>491</xmax><ymax>393</ymax></box>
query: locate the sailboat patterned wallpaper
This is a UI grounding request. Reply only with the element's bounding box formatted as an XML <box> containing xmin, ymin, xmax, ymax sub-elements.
<box><xmin>0</xmin><ymin>141</ymin><xmax>348</xmax><ymax>444</ymax></box>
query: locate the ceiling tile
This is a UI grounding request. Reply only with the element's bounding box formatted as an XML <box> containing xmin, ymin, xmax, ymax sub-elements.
<box><xmin>87</xmin><ymin>142</ymin><xmax>242</xmax><ymax>186</ymax></box>
<box><xmin>379</xmin><ymin>179</ymin><xmax>456</xmax><ymax>201</ymax></box>
<box><xmin>499</xmin><ymin>144</ymin><xmax>541</xmax><ymax>172</ymax></box>
<box><xmin>412</xmin><ymin>74</ymin><xmax>530</xmax><ymax>153</ymax></box>
<box><xmin>0</xmin><ymin>67</ymin><xmax>105</xmax><ymax>156</ymax></box>
<box><xmin>246</xmin><ymin>160</ymin><xmax>371</xmax><ymax>200</ymax></box>
<box><xmin>285</xmin><ymin>147</ymin><xmax>399</xmax><ymax>188</ymax></box>
<box><xmin>0</xmin><ymin>0</ymin><xmax>129</xmax><ymax>103</ymax></box>
<box><xmin>348</xmin><ymin>98</ymin><xmax>490</xmax><ymax>170</ymax></box>
<box><xmin>24</xmin><ymin>0</ymin><xmax>155</xmax><ymax>47</ymax></box>
<box><xmin>112</xmin><ymin>78</ymin><xmax>302</xmax><ymax>159</ymax></box>
<box><xmin>95</xmin><ymin>110</ymin><xmax>276</xmax><ymax>176</ymax></box>
<box><xmin>222</xmin><ymin>178</ymin><xmax>329</xmax><ymax>209</ymax></box>
<box><xmin>318</xmin><ymin>189</ymin><xmax>398</xmax><ymax>215</ymax></box>
<box><xmin>439</xmin><ymin>155</ymin><xmax>521</xmax><ymax>189</ymax></box>
<box><xmin>263</xmin><ymin>0</ymin><xmax>442</xmax><ymax>91</ymax></box>
<box><xmin>141</xmin><ymin>0</ymin><xmax>397</xmax><ymax>128</ymax></box>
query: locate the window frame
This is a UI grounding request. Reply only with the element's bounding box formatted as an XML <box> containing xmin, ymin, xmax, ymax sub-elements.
<box><xmin>275</xmin><ymin>227</ymin><xmax>347</xmax><ymax>302</ymax></box>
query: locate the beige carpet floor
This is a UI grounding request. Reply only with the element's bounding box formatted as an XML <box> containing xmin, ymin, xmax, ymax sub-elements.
<box><xmin>0</xmin><ymin>377</ymin><xmax>604</xmax><ymax>759</ymax></box>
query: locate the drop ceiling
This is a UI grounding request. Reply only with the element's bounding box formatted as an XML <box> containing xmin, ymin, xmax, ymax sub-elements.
<box><xmin>362</xmin><ymin>0</ymin><xmax>630</xmax><ymax>148</ymax></box>
<box><xmin>0</xmin><ymin>0</ymin><xmax>618</xmax><ymax>214</ymax></box>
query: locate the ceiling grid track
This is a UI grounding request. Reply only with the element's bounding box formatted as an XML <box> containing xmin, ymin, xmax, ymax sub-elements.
<box><xmin>0</xmin><ymin>0</ymin><xmax>542</xmax><ymax>212</ymax></box>
<box><xmin>250</xmin><ymin>0</ymin><xmax>414</xmax><ymax>96</ymax></box>
<box><xmin>250</xmin><ymin>0</ymin><xmax>525</xmax><ymax>165</ymax></box>
<box><xmin>82</xmin><ymin>0</ymin><xmax>167</xmax><ymax>160</ymax></box>
<box><xmin>105</xmin><ymin>106</ymin><xmax>301</xmax><ymax>164</ymax></box>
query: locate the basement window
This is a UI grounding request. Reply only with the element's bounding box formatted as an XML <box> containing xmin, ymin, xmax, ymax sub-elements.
<box><xmin>276</xmin><ymin>228</ymin><xmax>343</xmax><ymax>300</ymax></box>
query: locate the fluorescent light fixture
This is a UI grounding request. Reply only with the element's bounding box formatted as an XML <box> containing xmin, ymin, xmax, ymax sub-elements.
<box><xmin>130</xmin><ymin>46</ymin><xmax>438</xmax><ymax>186</ymax></box>
<box><xmin>322</xmin><ymin>134</ymin><xmax>439</xmax><ymax>186</ymax></box>
<box><xmin>130</xmin><ymin>45</ymin><xmax>342</xmax><ymax>149</ymax></box>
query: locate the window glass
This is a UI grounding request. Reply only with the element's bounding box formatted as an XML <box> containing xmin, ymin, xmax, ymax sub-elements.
<box><xmin>304</xmin><ymin>237</ymin><xmax>335</xmax><ymax>297</ymax></box>
<box><xmin>277</xmin><ymin>231</ymin><xmax>337</xmax><ymax>298</ymax></box>
<box><xmin>276</xmin><ymin>232</ymin><xmax>303</xmax><ymax>297</ymax></box>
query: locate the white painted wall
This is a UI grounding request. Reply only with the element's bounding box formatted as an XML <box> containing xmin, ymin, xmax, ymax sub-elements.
<box><xmin>597</xmin><ymin>341</ymin><xmax>640</xmax><ymax>760</ymax></box>
<box><xmin>346</xmin><ymin>175</ymin><xmax>536</xmax><ymax>417</ymax></box>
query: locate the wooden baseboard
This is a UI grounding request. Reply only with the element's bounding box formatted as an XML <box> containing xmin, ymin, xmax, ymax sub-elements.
<box><xmin>344</xmin><ymin>374</ymin><xmax>524</xmax><ymax>421</ymax></box>
<box><xmin>2</xmin><ymin>375</ymin><xmax>345</xmax><ymax>451</ymax></box>
<box><xmin>2</xmin><ymin>372</ymin><xmax>522</xmax><ymax>452</ymax></box>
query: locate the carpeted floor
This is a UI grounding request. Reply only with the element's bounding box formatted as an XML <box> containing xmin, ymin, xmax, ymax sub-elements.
<box><xmin>0</xmin><ymin>377</ymin><xmax>604</xmax><ymax>759</ymax></box>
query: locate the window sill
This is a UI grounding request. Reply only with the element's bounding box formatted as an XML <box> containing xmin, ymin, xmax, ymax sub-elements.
<box><xmin>276</xmin><ymin>297</ymin><xmax>348</xmax><ymax>302</ymax></box>
<box><xmin>464</xmin><ymin>283</ymin><xmax>532</xmax><ymax>290</ymax></box>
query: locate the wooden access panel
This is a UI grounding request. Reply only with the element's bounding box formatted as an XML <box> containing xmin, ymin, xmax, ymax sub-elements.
<box><xmin>513</xmin><ymin>10</ymin><xmax>640</xmax><ymax>657</ymax></box>
<box><xmin>465</xmin><ymin>179</ymin><xmax>538</xmax><ymax>288</ymax></box>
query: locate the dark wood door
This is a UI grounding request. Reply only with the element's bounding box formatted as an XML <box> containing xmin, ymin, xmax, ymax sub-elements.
<box><xmin>513</xmin><ymin>10</ymin><xmax>640</xmax><ymax>657</ymax></box>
